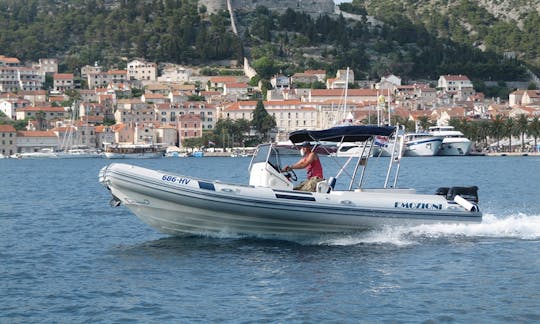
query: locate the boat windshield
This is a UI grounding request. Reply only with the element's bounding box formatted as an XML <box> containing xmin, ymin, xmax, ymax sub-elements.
<box><xmin>249</xmin><ymin>144</ymin><xmax>282</xmax><ymax>172</ymax></box>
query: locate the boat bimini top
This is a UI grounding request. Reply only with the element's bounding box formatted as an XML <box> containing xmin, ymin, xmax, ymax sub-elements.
<box><xmin>289</xmin><ymin>125</ymin><xmax>395</xmax><ymax>143</ymax></box>
<box><xmin>248</xmin><ymin>125</ymin><xmax>405</xmax><ymax>192</ymax></box>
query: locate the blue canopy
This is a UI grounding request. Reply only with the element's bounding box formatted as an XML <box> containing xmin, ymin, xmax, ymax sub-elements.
<box><xmin>289</xmin><ymin>125</ymin><xmax>395</xmax><ymax>143</ymax></box>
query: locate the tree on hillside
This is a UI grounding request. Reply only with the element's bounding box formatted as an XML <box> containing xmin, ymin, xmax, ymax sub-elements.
<box><xmin>251</xmin><ymin>100</ymin><xmax>276</xmax><ymax>141</ymax></box>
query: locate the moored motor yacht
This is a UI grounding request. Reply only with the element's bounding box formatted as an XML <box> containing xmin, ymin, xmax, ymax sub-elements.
<box><xmin>103</xmin><ymin>143</ymin><xmax>165</xmax><ymax>159</ymax></box>
<box><xmin>99</xmin><ymin>125</ymin><xmax>482</xmax><ymax>239</ymax></box>
<box><xmin>403</xmin><ymin>133</ymin><xmax>444</xmax><ymax>157</ymax></box>
<box><xmin>428</xmin><ymin>125</ymin><xmax>472</xmax><ymax>156</ymax></box>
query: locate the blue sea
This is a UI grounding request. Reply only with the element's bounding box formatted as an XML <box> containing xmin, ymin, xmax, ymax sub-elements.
<box><xmin>1</xmin><ymin>155</ymin><xmax>540</xmax><ymax>323</ymax></box>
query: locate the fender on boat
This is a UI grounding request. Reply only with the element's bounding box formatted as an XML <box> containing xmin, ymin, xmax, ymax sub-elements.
<box><xmin>454</xmin><ymin>195</ymin><xmax>479</xmax><ymax>212</ymax></box>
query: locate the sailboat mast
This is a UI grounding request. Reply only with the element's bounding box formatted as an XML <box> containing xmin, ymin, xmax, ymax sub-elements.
<box><xmin>387</xmin><ymin>88</ymin><xmax>391</xmax><ymax>125</ymax></box>
<box><xmin>343</xmin><ymin>67</ymin><xmax>349</xmax><ymax>123</ymax></box>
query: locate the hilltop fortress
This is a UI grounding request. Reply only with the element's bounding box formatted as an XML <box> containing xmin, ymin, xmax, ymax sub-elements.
<box><xmin>201</xmin><ymin>0</ymin><xmax>336</xmax><ymax>15</ymax></box>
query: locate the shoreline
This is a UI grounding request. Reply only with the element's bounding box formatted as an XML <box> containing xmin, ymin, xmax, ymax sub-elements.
<box><xmin>470</xmin><ymin>152</ymin><xmax>540</xmax><ymax>157</ymax></box>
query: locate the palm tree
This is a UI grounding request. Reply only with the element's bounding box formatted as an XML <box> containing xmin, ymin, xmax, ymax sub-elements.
<box><xmin>515</xmin><ymin>114</ymin><xmax>529</xmax><ymax>151</ymax></box>
<box><xmin>528</xmin><ymin>117</ymin><xmax>540</xmax><ymax>152</ymax></box>
<box><xmin>489</xmin><ymin>115</ymin><xmax>505</xmax><ymax>150</ymax></box>
<box><xmin>504</xmin><ymin>117</ymin><xmax>520</xmax><ymax>152</ymax></box>
<box><xmin>480</xmin><ymin>120</ymin><xmax>492</xmax><ymax>149</ymax></box>
<box><xmin>417</xmin><ymin>116</ymin><xmax>432</xmax><ymax>132</ymax></box>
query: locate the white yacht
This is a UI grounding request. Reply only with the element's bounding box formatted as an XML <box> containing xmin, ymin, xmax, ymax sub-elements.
<box><xmin>403</xmin><ymin>133</ymin><xmax>444</xmax><ymax>157</ymax></box>
<box><xmin>13</xmin><ymin>148</ymin><xmax>59</xmax><ymax>159</ymax></box>
<box><xmin>428</xmin><ymin>126</ymin><xmax>472</xmax><ymax>156</ymax></box>
<box><xmin>334</xmin><ymin>142</ymin><xmax>372</xmax><ymax>157</ymax></box>
<box><xmin>104</xmin><ymin>143</ymin><xmax>165</xmax><ymax>159</ymax></box>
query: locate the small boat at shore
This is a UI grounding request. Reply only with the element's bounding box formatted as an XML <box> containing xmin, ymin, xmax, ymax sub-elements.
<box><xmin>99</xmin><ymin>125</ymin><xmax>482</xmax><ymax>239</ymax></box>
<box><xmin>103</xmin><ymin>143</ymin><xmax>165</xmax><ymax>159</ymax></box>
<box><xmin>13</xmin><ymin>148</ymin><xmax>59</xmax><ymax>159</ymax></box>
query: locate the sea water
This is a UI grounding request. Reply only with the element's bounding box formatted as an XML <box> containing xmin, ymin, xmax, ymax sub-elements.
<box><xmin>1</xmin><ymin>156</ymin><xmax>539</xmax><ymax>322</ymax></box>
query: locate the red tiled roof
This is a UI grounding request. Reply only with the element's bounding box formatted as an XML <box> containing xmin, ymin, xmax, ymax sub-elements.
<box><xmin>18</xmin><ymin>106</ymin><xmax>65</xmax><ymax>112</ymax></box>
<box><xmin>0</xmin><ymin>124</ymin><xmax>16</xmax><ymax>132</ymax></box>
<box><xmin>311</xmin><ymin>89</ymin><xmax>379</xmax><ymax>96</ymax></box>
<box><xmin>54</xmin><ymin>73</ymin><xmax>74</xmax><ymax>79</ymax></box>
<box><xmin>107</xmin><ymin>70</ymin><xmax>127</xmax><ymax>75</ymax></box>
<box><xmin>442</xmin><ymin>74</ymin><xmax>470</xmax><ymax>81</ymax></box>
<box><xmin>225</xmin><ymin>83</ymin><xmax>248</xmax><ymax>89</ymax></box>
<box><xmin>17</xmin><ymin>131</ymin><xmax>57</xmax><ymax>137</ymax></box>
<box><xmin>304</xmin><ymin>69</ymin><xmax>326</xmax><ymax>75</ymax></box>
<box><xmin>0</xmin><ymin>56</ymin><xmax>20</xmax><ymax>64</ymax></box>
<box><xmin>210</xmin><ymin>76</ymin><xmax>238</xmax><ymax>83</ymax></box>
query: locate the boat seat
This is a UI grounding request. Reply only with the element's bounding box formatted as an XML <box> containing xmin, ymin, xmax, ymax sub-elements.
<box><xmin>316</xmin><ymin>177</ymin><xmax>336</xmax><ymax>194</ymax></box>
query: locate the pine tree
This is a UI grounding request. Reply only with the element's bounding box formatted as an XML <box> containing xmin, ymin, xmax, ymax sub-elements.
<box><xmin>251</xmin><ymin>100</ymin><xmax>276</xmax><ymax>141</ymax></box>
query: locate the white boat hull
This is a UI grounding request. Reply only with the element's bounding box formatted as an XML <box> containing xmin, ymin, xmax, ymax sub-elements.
<box><xmin>99</xmin><ymin>163</ymin><xmax>481</xmax><ymax>238</ymax></box>
<box><xmin>404</xmin><ymin>137</ymin><xmax>443</xmax><ymax>157</ymax></box>
<box><xmin>334</xmin><ymin>143</ymin><xmax>372</xmax><ymax>157</ymax></box>
<box><xmin>104</xmin><ymin>152</ymin><xmax>164</xmax><ymax>159</ymax></box>
<box><xmin>438</xmin><ymin>139</ymin><xmax>472</xmax><ymax>156</ymax></box>
<box><xmin>13</xmin><ymin>152</ymin><xmax>59</xmax><ymax>159</ymax></box>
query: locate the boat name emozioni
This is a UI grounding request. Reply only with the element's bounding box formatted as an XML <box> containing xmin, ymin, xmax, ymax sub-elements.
<box><xmin>394</xmin><ymin>202</ymin><xmax>443</xmax><ymax>210</ymax></box>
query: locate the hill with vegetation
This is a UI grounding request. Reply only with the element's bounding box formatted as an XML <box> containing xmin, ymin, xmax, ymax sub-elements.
<box><xmin>0</xmin><ymin>0</ymin><xmax>538</xmax><ymax>90</ymax></box>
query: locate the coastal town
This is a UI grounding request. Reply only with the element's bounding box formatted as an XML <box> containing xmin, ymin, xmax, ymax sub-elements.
<box><xmin>1</xmin><ymin>54</ymin><xmax>540</xmax><ymax>158</ymax></box>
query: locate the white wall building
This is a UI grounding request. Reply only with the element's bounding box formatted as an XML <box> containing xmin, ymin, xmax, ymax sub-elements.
<box><xmin>15</xmin><ymin>131</ymin><xmax>59</xmax><ymax>153</ymax></box>
<box><xmin>127</xmin><ymin>60</ymin><xmax>157</xmax><ymax>81</ymax></box>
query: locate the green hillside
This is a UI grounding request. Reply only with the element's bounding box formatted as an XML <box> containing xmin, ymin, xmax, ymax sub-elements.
<box><xmin>0</xmin><ymin>0</ymin><xmax>536</xmax><ymax>83</ymax></box>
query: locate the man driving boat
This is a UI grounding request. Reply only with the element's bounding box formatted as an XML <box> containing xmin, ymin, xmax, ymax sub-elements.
<box><xmin>282</xmin><ymin>141</ymin><xmax>324</xmax><ymax>192</ymax></box>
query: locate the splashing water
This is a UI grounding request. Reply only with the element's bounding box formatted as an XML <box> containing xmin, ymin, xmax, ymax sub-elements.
<box><xmin>318</xmin><ymin>213</ymin><xmax>540</xmax><ymax>246</ymax></box>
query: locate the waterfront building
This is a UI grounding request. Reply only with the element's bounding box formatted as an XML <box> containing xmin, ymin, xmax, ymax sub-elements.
<box><xmin>179</xmin><ymin>114</ymin><xmax>203</xmax><ymax>139</ymax></box>
<box><xmin>0</xmin><ymin>124</ymin><xmax>16</xmax><ymax>156</ymax></box>
<box><xmin>15</xmin><ymin>130</ymin><xmax>58</xmax><ymax>153</ymax></box>
<box><xmin>222</xmin><ymin>100</ymin><xmax>318</xmax><ymax>141</ymax></box>
<box><xmin>95</xmin><ymin>125</ymin><xmax>115</xmax><ymax>149</ymax></box>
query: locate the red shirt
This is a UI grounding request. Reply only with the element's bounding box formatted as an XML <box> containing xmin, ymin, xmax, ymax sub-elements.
<box><xmin>306</xmin><ymin>155</ymin><xmax>323</xmax><ymax>179</ymax></box>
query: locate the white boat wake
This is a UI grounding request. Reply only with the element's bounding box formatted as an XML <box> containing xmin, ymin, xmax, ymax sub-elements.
<box><xmin>318</xmin><ymin>213</ymin><xmax>540</xmax><ymax>246</ymax></box>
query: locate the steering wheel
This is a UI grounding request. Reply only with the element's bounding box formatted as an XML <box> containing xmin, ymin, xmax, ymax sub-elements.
<box><xmin>282</xmin><ymin>169</ymin><xmax>297</xmax><ymax>181</ymax></box>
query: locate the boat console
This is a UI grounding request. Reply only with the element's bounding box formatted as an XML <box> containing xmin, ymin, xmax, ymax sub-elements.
<box><xmin>248</xmin><ymin>144</ymin><xmax>293</xmax><ymax>189</ymax></box>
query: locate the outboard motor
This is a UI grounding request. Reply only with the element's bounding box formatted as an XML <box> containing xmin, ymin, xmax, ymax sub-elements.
<box><xmin>447</xmin><ymin>186</ymin><xmax>479</xmax><ymax>203</ymax></box>
<box><xmin>436</xmin><ymin>186</ymin><xmax>478</xmax><ymax>203</ymax></box>
<box><xmin>436</xmin><ymin>186</ymin><xmax>479</xmax><ymax>212</ymax></box>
